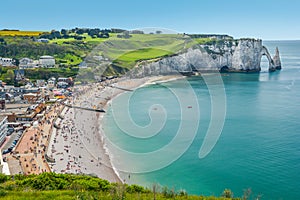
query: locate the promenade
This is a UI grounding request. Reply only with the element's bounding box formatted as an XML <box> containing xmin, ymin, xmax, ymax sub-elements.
<box><xmin>6</xmin><ymin>103</ymin><xmax>64</xmax><ymax>175</ymax></box>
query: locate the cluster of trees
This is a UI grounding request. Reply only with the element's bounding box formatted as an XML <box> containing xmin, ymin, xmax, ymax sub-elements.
<box><xmin>0</xmin><ymin>66</ymin><xmax>79</xmax><ymax>86</ymax></box>
<box><xmin>39</xmin><ymin>28</ymin><xmax>110</xmax><ymax>40</ymax></box>
<box><xmin>0</xmin><ymin>67</ymin><xmax>15</xmax><ymax>85</ymax></box>
<box><xmin>24</xmin><ymin>67</ymin><xmax>79</xmax><ymax>81</ymax></box>
<box><xmin>0</xmin><ymin>41</ymin><xmax>70</xmax><ymax>59</ymax></box>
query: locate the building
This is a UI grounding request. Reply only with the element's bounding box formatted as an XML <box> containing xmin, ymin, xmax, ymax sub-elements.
<box><xmin>19</xmin><ymin>58</ymin><xmax>39</xmax><ymax>69</ymax></box>
<box><xmin>57</xmin><ymin>77</ymin><xmax>74</xmax><ymax>87</ymax></box>
<box><xmin>23</xmin><ymin>87</ymin><xmax>40</xmax><ymax>94</ymax></box>
<box><xmin>0</xmin><ymin>57</ymin><xmax>14</xmax><ymax>67</ymax></box>
<box><xmin>0</xmin><ymin>86</ymin><xmax>24</xmax><ymax>103</ymax></box>
<box><xmin>0</xmin><ymin>116</ymin><xmax>8</xmax><ymax>146</ymax></box>
<box><xmin>36</xmin><ymin>80</ymin><xmax>45</xmax><ymax>87</ymax></box>
<box><xmin>0</xmin><ymin>103</ymin><xmax>45</xmax><ymax>123</ymax></box>
<box><xmin>39</xmin><ymin>56</ymin><xmax>55</xmax><ymax>68</ymax></box>
<box><xmin>37</xmin><ymin>38</ymin><xmax>49</xmax><ymax>43</ymax></box>
<box><xmin>47</xmin><ymin>79</ymin><xmax>55</xmax><ymax>89</ymax></box>
<box><xmin>23</xmin><ymin>93</ymin><xmax>40</xmax><ymax>103</ymax></box>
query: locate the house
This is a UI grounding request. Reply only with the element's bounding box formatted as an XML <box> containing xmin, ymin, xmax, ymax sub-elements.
<box><xmin>57</xmin><ymin>81</ymin><xmax>68</xmax><ymax>88</ymax></box>
<box><xmin>0</xmin><ymin>116</ymin><xmax>8</xmax><ymax>146</ymax></box>
<box><xmin>47</xmin><ymin>78</ymin><xmax>55</xmax><ymax>89</ymax></box>
<box><xmin>19</xmin><ymin>58</ymin><xmax>39</xmax><ymax>69</ymax></box>
<box><xmin>0</xmin><ymin>103</ymin><xmax>45</xmax><ymax>123</ymax></box>
<box><xmin>23</xmin><ymin>87</ymin><xmax>40</xmax><ymax>94</ymax></box>
<box><xmin>58</xmin><ymin>77</ymin><xmax>73</xmax><ymax>87</ymax></box>
<box><xmin>23</xmin><ymin>93</ymin><xmax>40</xmax><ymax>103</ymax></box>
<box><xmin>0</xmin><ymin>57</ymin><xmax>14</xmax><ymax>67</ymax></box>
<box><xmin>39</xmin><ymin>55</ymin><xmax>55</xmax><ymax>68</ymax></box>
<box><xmin>14</xmin><ymin>69</ymin><xmax>25</xmax><ymax>81</ymax></box>
<box><xmin>0</xmin><ymin>86</ymin><xmax>24</xmax><ymax>103</ymax></box>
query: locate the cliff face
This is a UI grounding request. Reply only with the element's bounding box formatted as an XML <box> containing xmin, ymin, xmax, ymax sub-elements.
<box><xmin>127</xmin><ymin>39</ymin><xmax>282</xmax><ymax>77</ymax></box>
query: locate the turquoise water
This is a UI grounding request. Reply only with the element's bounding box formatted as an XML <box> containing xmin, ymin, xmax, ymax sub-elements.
<box><xmin>103</xmin><ymin>41</ymin><xmax>300</xmax><ymax>199</ymax></box>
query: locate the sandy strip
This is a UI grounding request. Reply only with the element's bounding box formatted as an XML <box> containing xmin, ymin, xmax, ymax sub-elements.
<box><xmin>47</xmin><ymin>75</ymin><xmax>183</xmax><ymax>183</ymax></box>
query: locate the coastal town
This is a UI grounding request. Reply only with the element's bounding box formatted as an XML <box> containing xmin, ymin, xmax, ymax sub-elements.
<box><xmin>0</xmin><ymin>54</ymin><xmax>124</xmax><ymax>182</ymax></box>
<box><xmin>0</xmin><ymin>50</ymin><xmax>168</xmax><ymax>184</ymax></box>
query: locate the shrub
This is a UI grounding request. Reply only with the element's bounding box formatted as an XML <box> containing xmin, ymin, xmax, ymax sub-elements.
<box><xmin>126</xmin><ymin>184</ymin><xmax>145</xmax><ymax>194</ymax></box>
<box><xmin>0</xmin><ymin>174</ymin><xmax>8</xmax><ymax>184</ymax></box>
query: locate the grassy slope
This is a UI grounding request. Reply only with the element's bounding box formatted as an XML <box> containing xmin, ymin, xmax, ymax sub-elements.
<box><xmin>51</xmin><ymin>33</ymin><xmax>211</xmax><ymax>70</ymax></box>
<box><xmin>0</xmin><ymin>191</ymin><xmax>239</xmax><ymax>200</ymax></box>
<box><xmin>0</xmin><ymin>173</ymin><xmax>241</xmax><ymax>200</ymax></box>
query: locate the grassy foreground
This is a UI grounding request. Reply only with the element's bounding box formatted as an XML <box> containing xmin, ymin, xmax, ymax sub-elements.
<box><xmin>0</xmin><ymin>173</ymin><xmax>243</xmax><ymax>200</ymax></box>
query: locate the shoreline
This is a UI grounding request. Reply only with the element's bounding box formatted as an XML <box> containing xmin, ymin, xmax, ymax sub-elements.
<box><xmin>97</xmin><ymin>75</ymin><xmax>185</xmax><ymax>182</ymax></box>
<box><xmin>47</xmin><ymin>75</ymin><xmax>184</xmax><ymax>183</ymax></box>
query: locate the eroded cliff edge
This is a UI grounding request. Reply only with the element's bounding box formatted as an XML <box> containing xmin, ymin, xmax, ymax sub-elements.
<box><xmin>127</xmin><ymin>38</ymin><xmax>282</xmax><ymax>78</ymax></box>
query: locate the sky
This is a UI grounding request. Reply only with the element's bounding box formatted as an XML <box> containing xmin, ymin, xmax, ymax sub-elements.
<box><xmin>1</xmin><ymin>0</ymin><xmax>300</xmax><ymax>40</ymax></box>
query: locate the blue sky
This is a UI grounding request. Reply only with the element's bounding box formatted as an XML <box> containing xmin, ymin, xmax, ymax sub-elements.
<box><xmin>1</xmin><ymin>0</ymin><xmax>299</xmax><ymax>40</ymax></box>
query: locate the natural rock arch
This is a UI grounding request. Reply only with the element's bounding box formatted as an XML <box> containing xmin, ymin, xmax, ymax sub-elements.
<box><xmin>261</xmin><ymin>46</ymin><xmax>275</xmax><ymax>71</ymax></box>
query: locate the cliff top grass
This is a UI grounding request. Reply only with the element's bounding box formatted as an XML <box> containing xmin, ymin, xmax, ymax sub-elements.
<box><xmin>0</xmin><ymin>173</ymin><xmax>243</xmax><ymax>200</ymax></box>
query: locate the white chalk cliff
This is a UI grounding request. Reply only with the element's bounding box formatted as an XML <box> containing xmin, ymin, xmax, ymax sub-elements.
<box><xmin>127</xmin><ymin>38</ymin><xmax>282</xmax><ymax>77</ymax></box>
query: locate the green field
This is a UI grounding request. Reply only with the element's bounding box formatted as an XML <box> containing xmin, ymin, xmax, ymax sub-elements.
<box><xmin>0</xmin><ymin>30</ymin><xmax>44</xmax><ymax>36</ymax></box>
<box><xmin>86</xmin><ymin>34</ymin><xmax>194</xmax><ymax>70</ymax></box>
<box><xmin>113</xmin><ymin>48</ymin><xmax>173</xmax><ymax>69</ymax></box>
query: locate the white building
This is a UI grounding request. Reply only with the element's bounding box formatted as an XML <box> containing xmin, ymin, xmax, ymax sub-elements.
<box><xmin>19</xmin><ymin>58</ymin><xmax>39</xmax><ymax>69</ymax></box>
<box><xmin>37</xmin><ymin>38</ymin><xmax>49</xmax><ymax>43</ymax></box>
<box><xmin>0</xmin><ymin>57</ymin><xmax>14</xmax><ymax>67</ymax></box>
<box><xmin>0</xmin><ymin>116</ymin><xmax>8</xmax><ymax>146</ymax></box>
<box><xmin>47</xmin><ymin>77</ymin><xmax>56</xmax><ymax>89</ymax></box>
<box><xmin>39</xmin><ymin>55</ymin><xmax>55</xmax><ymax>68</ymax></box>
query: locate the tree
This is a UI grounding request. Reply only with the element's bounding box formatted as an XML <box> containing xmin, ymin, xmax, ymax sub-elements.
<box><xmin>3</xmin><ymin>69</ymin><xmax>15</xmax><ymax>84</ymax></box>
<box><xmin>75</xmin><ymin>29</ymin><xmax>85</xmax><ymax>35</ymax></box>
<box><xmin>51</xmin><ymin>30</ymin><xmax>62</xmax><ymax>39</ymax></box>
<box><xmin>87</xmin><ymin>28</ymin><xmax>100</xmax><ymax>37</ymax></box>
<box><xmin>156</xmin><ymin>30</ymin><xmax>162</xmax><ymax>34</ymax></box>
<box><xmin>61</xmin><ymin>29</ymin><xmax>68</xmax><ymax>35</ymax></box>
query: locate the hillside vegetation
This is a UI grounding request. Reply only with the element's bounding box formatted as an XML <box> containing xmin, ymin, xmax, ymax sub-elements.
<box><xmin>0</xmin><ymin>29</ymin><xmax>235</xmax><ymax>84</ymax></box>
<box><xmin>0</xmin><ymin>173</ymin><xmax>246</xmax><ymax>200</ymax></box>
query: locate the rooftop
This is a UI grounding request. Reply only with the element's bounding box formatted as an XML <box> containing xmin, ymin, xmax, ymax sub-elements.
<box><xmin>40</xmin><ymin>55</ymin><xmax>54</xmax><ymax>59</ymax></box>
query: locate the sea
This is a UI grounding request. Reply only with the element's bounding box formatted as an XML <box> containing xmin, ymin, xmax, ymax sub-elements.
<box><xmin>102</xmin><ymin>41</ymin><xmax>300</xmax><ymax>200</ymax></box>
